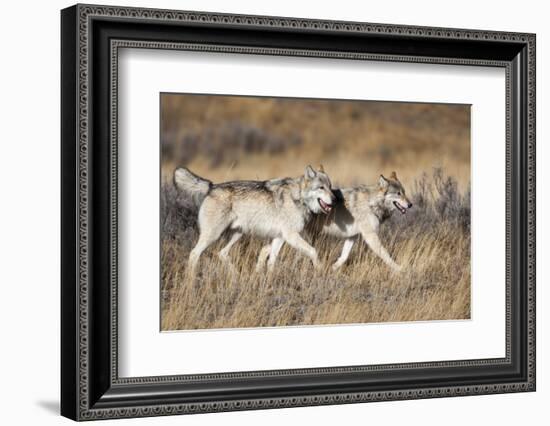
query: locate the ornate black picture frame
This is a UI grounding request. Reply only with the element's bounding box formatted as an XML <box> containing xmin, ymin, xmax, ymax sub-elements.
<box><xmin>61</xmin><ymin>3</ymin><xmax>536</xmax><ymax>421</ymax></box>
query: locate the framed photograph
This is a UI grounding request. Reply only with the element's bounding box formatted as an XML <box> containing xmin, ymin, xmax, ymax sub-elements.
<box><xmin>61</xmin><ymin>4</ymin><xmax>536</xmax><ymax>421</ymax></box>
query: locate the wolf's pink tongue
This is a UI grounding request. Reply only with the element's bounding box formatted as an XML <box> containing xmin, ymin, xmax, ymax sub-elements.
<box><xmin>319</xmin><ymin>199</ymin><xmax>331</xmax><ymax>213</ymax></box>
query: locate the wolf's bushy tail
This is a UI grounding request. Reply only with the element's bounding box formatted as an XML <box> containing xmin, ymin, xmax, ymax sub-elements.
<box><xmin>173</xmin><ymin>167</ymin><xmax>212</xmax><ymax>208</ymax></box>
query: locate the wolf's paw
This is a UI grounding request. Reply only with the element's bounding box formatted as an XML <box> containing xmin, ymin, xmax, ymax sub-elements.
<box><xmin>331</xmin><ymin>262</ymin><xmax>344</xmax><ymax>271</ymax></box>
<box><xmin>392</xmin><ymin>264</ymin><xmax>403</xmax><ymax>274</ymax></box>
<box><xmin>312</xmin><ymin>260</ymin><xmax>323</xmax><ymax>271</ymax></box>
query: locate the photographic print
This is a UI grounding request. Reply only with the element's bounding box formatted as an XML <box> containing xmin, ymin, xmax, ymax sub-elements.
<box><xmin>160</xmin><ymin>94</ymin><xmax>471</xmax><ymax>331</ymax></box>
<box><xmin>61</xmin><ymin>6</ymin><xmax>535</xmax><ymax>418</ymax></box>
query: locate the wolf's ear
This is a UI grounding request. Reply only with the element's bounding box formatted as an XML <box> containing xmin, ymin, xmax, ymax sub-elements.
<box><xmin>379</xmin><ymin>175</ymin><xmax>389</xmax><ymax>189</ymax></box>
<box><xmin>390</xmin><ymin>171</ymin><xmax>398</xmax><ymax>180</ymax></box>
<box><xmin>305</xmin><ymin>165</ymin><xmax>317</xmax><ymax>180</ymax></box>
<box><xmin>318</xmin><ymin>164</ymin><xmax>325</xmax><ymax>173</ymax></box>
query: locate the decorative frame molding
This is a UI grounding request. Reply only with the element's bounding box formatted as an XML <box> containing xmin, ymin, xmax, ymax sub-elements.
<box><xmin>61</xmin><ymin>3</ymin><xmax>535</xmax><ymax>421</ymax></box>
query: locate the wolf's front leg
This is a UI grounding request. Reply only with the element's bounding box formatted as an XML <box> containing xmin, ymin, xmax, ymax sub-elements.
<box><xmin>283</xmin><ymin>232</ymin><xmax>320</xmax><ymax>269</ymax></box>
<box><xmin>266</xmin><ymin>238</ymin><xmax>284</xmax><ymax>270</ymax></box>
<box><xmin>332</xmin><ymin>238</ymin><xmax>355</xmax><ymax>271</ymax></box>
<box><xmin>255</xmin><ymin>238</ymin><xmax>285</xmax><ymax>272</ymax></box>
<box><xmin>361</xmin><ymin>231</ymin><xmax>402</xmax><ymax>272</ymax></box>
<box><xmin>255</xmin><ymin>244</ymin><xmax>271</xmax><ymax>272</ymax></box>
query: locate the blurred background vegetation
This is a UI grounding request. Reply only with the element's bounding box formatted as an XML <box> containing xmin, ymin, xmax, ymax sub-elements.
<box><xmin>160</xmin><ymin>94</ymin><xmax>470</xmax><ymax>190</ymax></box>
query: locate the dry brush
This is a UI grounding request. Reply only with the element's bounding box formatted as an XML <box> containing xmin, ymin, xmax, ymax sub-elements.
<box><xmin>160</xmin><ymin>168</ymin><xmax>471</xmax><ymax>331</ymax></box>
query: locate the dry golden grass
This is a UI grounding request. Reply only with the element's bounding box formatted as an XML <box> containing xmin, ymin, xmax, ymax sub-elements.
<box><xmin>160</xmin><ymin>96</ymin><xmax>471</xmax><ymax>190</ymax></box>
<box><xmin>160</xmin><ymin>94</ymin><xmax>471</xmax><ymax>331</ymax></box>
<box><xmin>161</xmin><ymin>219</ymin><xmax>470</xmax><ymax>330</ymax></box>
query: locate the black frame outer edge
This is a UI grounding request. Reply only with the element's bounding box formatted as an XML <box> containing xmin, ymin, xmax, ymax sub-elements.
<box><xmin>61</xmin><ymin>4</ymin><xmax>78</xmax><ymax>421</ymax></box>
<box><xmin>61</xmin><ymin>4</ymin><xmax>534</xmax><ymax>420</ymax></box>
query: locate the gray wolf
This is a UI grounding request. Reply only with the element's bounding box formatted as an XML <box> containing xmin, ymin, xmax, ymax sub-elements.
<box><xmin>173</xmin><ymin>166</ymin><xmax>336</xmax><ymax>272</ymax></box>
<box><xmin>256</xmin><ymin>170</ymin><xmax>413</xmax><ymax>272</ymax></box>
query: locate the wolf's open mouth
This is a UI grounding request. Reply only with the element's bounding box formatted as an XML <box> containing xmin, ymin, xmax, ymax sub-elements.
<box><xmin>393</xmin><ymin>201</ymin><xmax>407</xmax><ymax>214</ymax></box>
<box><xmin>318</xmin><ymin>198</ymin><xmax>333</xmax><ymax>214</ymax></box>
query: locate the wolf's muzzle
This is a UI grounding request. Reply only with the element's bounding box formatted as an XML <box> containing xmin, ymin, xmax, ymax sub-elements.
<box><xmin>318</xmin><ymin>198</ymin><xmax>333</xmax><ymax>214</ymax></box>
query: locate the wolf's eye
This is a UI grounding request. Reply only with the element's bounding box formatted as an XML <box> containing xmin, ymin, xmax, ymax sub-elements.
<box><xmin>397</xmin><ymin>191</ymin><xmax>401</xmax><ymax>196</ymax></box>
<box><xmin>319</xmin><ymin>186</ymin><xmax>325</xmax><ymax>190</ymax></box>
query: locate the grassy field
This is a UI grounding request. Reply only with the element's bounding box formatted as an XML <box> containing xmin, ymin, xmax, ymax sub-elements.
<box><xmin>160</xmin><ymin>95</ymin><xmax>471</xmax><ymax>331</ymax></box>
<box><xmin>160</xmin><ymin>169</ymin><xmax>471</xmax><ymax>330</ymax></box>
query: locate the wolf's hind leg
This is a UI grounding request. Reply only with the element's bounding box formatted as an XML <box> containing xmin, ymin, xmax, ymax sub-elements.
<box><xmin>188</xmin><ymin>233</ymin><xmax>221</xmax><ymax>272</ymax></box>
<box><xmin>283</xmin><ymin>232</ymin><xmax>320</xmax><ymax>269</ymax></box>
<box><xmin>217</xmin><ymin>232</ymin><xmax>243</xmax><ymax>274</ymax></box>
<box><xmin>188</xmin><ymin>212</ymin><xmax>231</xmax><ymax>273</ymax></box>
<box><xmin>360</xmin><ymin>231</ymin><xmax>401</xmax><ymax>272</ymax></box>
<box><xmin>218</xmin><ymin>232</ymin><xmax>242</xmax><ymax>262</ymax></box>
<box><xmin>332</xmin><ymin>238</ymin><xmax>355</xmax><ymax>271</ymax></box>
<box><xmin>267</xmin><ymin>238</ymin><xmax>284</xmax><ymax>271</ymax></box>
